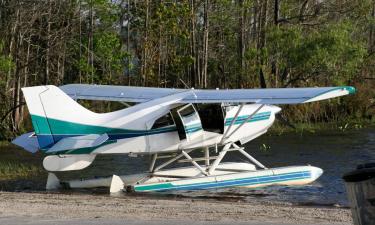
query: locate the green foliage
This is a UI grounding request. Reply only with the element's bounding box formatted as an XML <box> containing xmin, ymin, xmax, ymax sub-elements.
<box><xmin>266</xmin><ymin>22</ymin><xmax>366</xmax><ymax>86</ymax></box>
<box><xmin>0</xmin><ymin>0</ymin><xmax>374</xmax><ymax>139</ymax></box>
<box><xmin>95</xmin><ymin>31</ymin><xmax>128</xmax><ymax>74</ymax></box>
<box><xmin>0</xmin><ymin>41</ymin><xmax>14</xmax><ymax>74</ymax></box>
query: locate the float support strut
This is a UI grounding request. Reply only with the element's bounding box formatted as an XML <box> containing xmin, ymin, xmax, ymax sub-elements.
<box><xmin>204</xmin><ymin>147</ymin><xmax>210</xmax><ymax>166</ymax></box>
<box><xmin>182</xmin><ymin>150</ymin><xmax>208</xmax><ymax>176</ymax></box>
<box><xmin>149</xmin><ymin>154</ymin><xmax>158</xmax><ymax>172</ymax></box>
<box><xmin>208</xmin><ymin>143</ymin><xmax>231</xmax><ymax>174</ymax></box>
<box><xmin>154</xmin><ymin>149</ymin><xmax>193</xmax><ymax>172</ymax></box>
<box><xmin>232</xmin><ymin>143</ymin><xmax>267</xmax><ymax>169</ymax></box>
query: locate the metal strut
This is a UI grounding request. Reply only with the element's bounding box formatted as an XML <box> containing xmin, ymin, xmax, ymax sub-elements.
<box><xmin>232</xmin><ymin>143</ymin><xmax>267</xmax><ymax>169</ymax></box>
<box><xmin>220</xmin><ymin>103</ymin><xmax>244</xmax><ymax>144</ymax></box>
<box><xmin>224</xmin><ymin>104</ymin><xmax>265</xmax><ymax>142</ymax></box>
<box><xmin>150</xmin><ymin>143</ymin><xmax>266</xmax><ymax>177</ymax></box>
<box><xmin>181</xmin><ymin>150</ymin><xmax>208</xmax><ymax>176</ymax></box>
<box><xmin>153</xmin><ymin>149</ymin><xmax>193</xmax><ymax>172</ymax></box>
<box><xmin>207</xmin><ymin>142</ymin><xmax>267</xmax><ymax>174</ymax></box>
<box><xmin>149</xmin><ymin>154</ymin><xmax>158</xmax><ymax>172</ymax></box>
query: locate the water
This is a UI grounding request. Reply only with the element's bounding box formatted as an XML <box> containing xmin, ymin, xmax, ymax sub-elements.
<box><xmin>2</xmin><ymin>128</ymin><xmax>375</xmax><ymax>207</ymax></box>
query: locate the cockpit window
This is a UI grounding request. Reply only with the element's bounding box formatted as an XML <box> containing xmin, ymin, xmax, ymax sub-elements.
<box><xmin>151</xmin><ymin>113</ymin><xmax>175</xmax><ymax>129</ymax></box>
<box><xmin>178</xmin><ymin>104</ymin><xmax>196</xmax><ymax>118</ymax></box>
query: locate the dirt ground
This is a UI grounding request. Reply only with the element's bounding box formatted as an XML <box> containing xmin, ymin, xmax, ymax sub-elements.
<box><xmin>0</xmin><ymin>191</ymin><xmax>352</xmax><ymax>225</ymax></box>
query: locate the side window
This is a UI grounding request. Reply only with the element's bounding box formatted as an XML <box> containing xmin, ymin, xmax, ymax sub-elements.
<box><xmin>177</xmin><ymin>104</ymin><xmax>203</xmax><ymax>137</ymax></box>
<box><xmin>151</xmin><ymin>113</ymin><xmax>175</xmax><ymax>129</ymax></box>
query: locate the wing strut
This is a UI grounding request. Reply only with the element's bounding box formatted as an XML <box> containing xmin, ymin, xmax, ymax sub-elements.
<box><xmin>220</xmin><ymin>103</ymin><xmax>244</xmax><ymax>144</ymax></box>
<box><xmin>221</xmin><ymin>104</ymin><xmax>265</xmax><ymax>144</ymax></box>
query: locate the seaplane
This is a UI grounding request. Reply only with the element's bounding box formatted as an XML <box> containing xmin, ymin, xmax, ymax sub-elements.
<box><xmin>12</xmin><ymin>84</ymin><xmax>356</xmax><ymax>193</ymax></box>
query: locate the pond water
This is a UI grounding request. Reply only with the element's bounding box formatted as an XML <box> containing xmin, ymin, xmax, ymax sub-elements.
<box><xmin>1</xmin><ymin>127</ymin><xmax>375</xmax><ymax>207</ymax></box>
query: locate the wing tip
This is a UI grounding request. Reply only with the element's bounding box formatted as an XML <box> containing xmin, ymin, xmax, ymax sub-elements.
<box><xmin>343</xmin><ymin>86</ymin><xmax>356</xmax><ymax>95</ymax></box>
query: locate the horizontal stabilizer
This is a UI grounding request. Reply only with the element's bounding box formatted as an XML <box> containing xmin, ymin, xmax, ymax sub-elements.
<box><xmin>12</xmin><ymin>132</ymin><xmax>39</xmax><ymax>153</ymax></box>
<box><xmin>46</xmin><ymin>133</ymin><xmax>109</xmax><ymax>154</ymax></box>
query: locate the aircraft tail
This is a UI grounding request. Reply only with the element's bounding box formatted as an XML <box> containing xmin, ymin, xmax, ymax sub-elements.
<box><xmin>22</xmin><ymin>85</ymin><xmax>99</xmax><ymax>150</ymax></box>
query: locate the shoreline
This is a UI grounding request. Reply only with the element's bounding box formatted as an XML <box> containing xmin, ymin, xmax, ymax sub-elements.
<box><xmin>0</xmin><ymin>191</ymin><xmax>352</xmax><ymax>225</ymax></box>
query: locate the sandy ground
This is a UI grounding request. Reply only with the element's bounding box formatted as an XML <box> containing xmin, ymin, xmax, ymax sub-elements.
<box><xmin>0</xmin><ymin>191</ymin><xmax>353</xmax><ymax>225</ymax></box>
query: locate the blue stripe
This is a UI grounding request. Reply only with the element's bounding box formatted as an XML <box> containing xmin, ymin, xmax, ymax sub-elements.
<box><xmin>38</xmin><ymin>126</ymin><xmax>178</xmax><ymax>147</ymax></box>
<box><xmin>225</xmin><ymin>111</ymin><xmax>272</xmax><ymax>126</ymax></box>
<box><xmin>184</xmin><ymin>123</ymin><xmax>203</xmax><ymax>134</ymax></box>
<box><xmin>137</xmin><ymin>171</ymin><xmax>311</xmax><ymax>192</ymax></box>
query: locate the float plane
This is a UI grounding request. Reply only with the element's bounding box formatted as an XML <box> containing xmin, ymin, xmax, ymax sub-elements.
<box><xmin>12</xmin><ymin>84</ymin><xmax>355</xmax><ymax>193</ymax></box>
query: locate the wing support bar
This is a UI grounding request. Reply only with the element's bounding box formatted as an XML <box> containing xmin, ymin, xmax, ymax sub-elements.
<box><xmin>220</xmin><ymin>103</ymin><xmax>244</xmax><ymax>144</ymax></box>
<box><xmin>221</xmin><ymin>104</ymin><xmax>265</xmax><ymax>144</ymax></box>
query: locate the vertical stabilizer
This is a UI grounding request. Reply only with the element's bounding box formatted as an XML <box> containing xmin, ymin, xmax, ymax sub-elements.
<box><xmin>22</xmin><ymin>85</ymin><xmax>99</xmax><ymax>150</ymax></box>
<box><xmin>22</xmin><ymin>86</ymin><xmax>54</xmax><ymax>149</ymax></box>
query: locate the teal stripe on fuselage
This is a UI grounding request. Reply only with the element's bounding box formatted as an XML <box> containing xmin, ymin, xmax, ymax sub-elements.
<box><xmin>224</xmin><ymin>111</ymin><xmax>271</xmax><ymax>126</ymax></box>
<box><xmin>31</xmin><ymin>115</ymin><xmax>177</xmax><ymax>136</ymax></box>
<box><xmin>30</xmin><ymin>114</ymin><xmax>178</xmax><ymax>150</ymax></box>
<box><xmin>184</xmin><ymin>123</ymin><xmax>203</xmax><ymax>134</ymax></box>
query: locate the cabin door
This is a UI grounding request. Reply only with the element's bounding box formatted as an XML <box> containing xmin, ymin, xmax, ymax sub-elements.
<box><xmin>176</xmin><ymin>104</ymin><xmax>203</xmax><ymax>141</ymax></box>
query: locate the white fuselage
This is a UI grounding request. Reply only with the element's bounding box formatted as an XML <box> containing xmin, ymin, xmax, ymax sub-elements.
<box><xmin>92</xmin><ymin>104</ymin><xmax>281</xmax><ymax>155</ymax></box>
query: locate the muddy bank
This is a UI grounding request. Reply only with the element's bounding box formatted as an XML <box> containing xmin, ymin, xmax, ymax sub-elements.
<box><xmin>0</xmin><ymin>191</ymin><xmax>352</xmax><ymax>225</ymax></box>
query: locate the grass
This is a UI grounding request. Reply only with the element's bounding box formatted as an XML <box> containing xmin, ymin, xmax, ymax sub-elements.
<box><xmin>268</xmin><ymin>119</ymin><xmax>374</xmax><ymax>136</ymax></box>
<box><xmin>0</xmin><ymin>161</ymin><xmax>44</xmax><ymax>180</ymax></box>
<box><xmin>0</xmin><ymin>143</ymin><xmax>45</xmax><ymax>180</ymax></box>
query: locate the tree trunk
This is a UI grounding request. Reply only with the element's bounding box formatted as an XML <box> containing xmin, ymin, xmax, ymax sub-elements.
<box><xmin>190</xmin><ymin>0</ymin><xmax>197</xmax><ymax>88</ymax></box>
<box><xmin>127</xmin><ymin>0</ymin><xmax>131</xmax><ymax>85</ymax></box>
<box><xmin>201</xmin><ymin>0</ymin><xmax>209</xmax><ymax>88</ymax></box>
<box><xmin>158</xmin><ymin>0</ymin><xmax>162</xmax><ymax>87</ymax></box>
<box><xmin>274</xmin><ymin>0</ymin><xmax>279</xmax><ymax>25</ymax></box>
<box><xmin>12</xmin><ymin>32</ymin><xmax>22</xmax><ymax>131</ymax></box>
<box><xmin>299</xmin><ymin>0</ymin><xmax>309</xmax><ymax>22</ymax></box>
<box><xmin>61</xmin><ymin>42</ymin><xmax>66</xmax><ymax>83</ymax></box>
<box><xmin>6</xmin><ymin>8</ymin><xmax>19</xmax><ymax>91</ymax></box>
<box><xmin>90</xmin><ymin>0</ymin><xmax>94</xmax><ymax>83</ymax></box>
<box><xmin>79</xmin><ymin>0</ymin><xmax>82</xmax><ymax>83</ymax></box>
<box><xmin>45</xmin><ymin>0</ymin><xmax>52</xmax><ymax>85</ymax></box>
<box><xmin>142</xmin><ymin>0</ymin><xmax>149</xmax><ymax>86</ymax></box>
<box><xmin>19</xmin><ymin>39</ymin><xmax>31</xmax><ymax>125</ymax></box>
<box><xmin>238</xmin><ymin>0</ymin><xmax>245</xmax><ymax>88</ymax></box>
<box><xmin>251</xmin><ymin>0</ymin><xmax>258</xmax><ymax>42</ymax></box>
<box><xmin>258</xmin><ymin>0</ymin><xmax>268</xmax><ymax>88</ymax></box>
<box><xmin>272</xmin><ymin>0</ymin><xmax>280</xmax><ymax>87</ymax></box>
<box><xmin>369</xmin><ymin>1</ymin><xmax>375</xmax><ymax>53</ymax></box>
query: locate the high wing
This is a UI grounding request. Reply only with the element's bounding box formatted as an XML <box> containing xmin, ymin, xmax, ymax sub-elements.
<box><xmin>60</xmin><ymin>84</ymin><xmax>356</xmax><ymax>104</ymax></box>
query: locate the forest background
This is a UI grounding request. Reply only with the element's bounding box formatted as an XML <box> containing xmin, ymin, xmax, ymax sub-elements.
<box><xmin>0</xmin><ymin>0</ymin><xmax>374</xmax><ymax>140</ymax></box>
